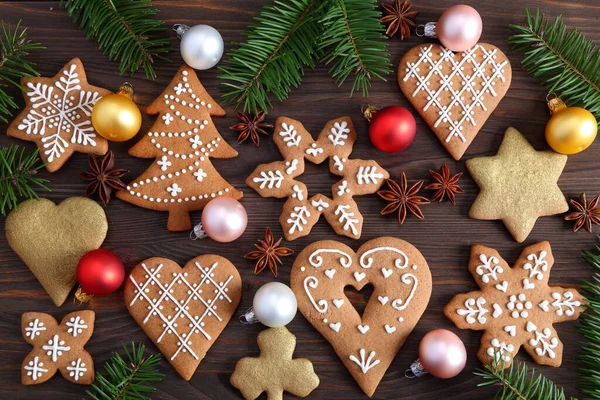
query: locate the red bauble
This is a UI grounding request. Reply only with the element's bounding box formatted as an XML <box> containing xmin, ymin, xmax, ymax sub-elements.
<box><xmin>77</xmin><ymin>249</ymin><xmax>125</xmax><ymax>296</ymax></box>
<box><xmin>368</xmin><ymin>106</ymin><xmax>416</xmax><ymax>152</ymax></box>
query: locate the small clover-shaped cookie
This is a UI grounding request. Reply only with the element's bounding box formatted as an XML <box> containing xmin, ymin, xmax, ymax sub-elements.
<box><xmin>21</xmin><ymin>311</ymin><xmax>95</xmax><ymax>384</ymax></box>
<box><xmin>231</xmin><ymin>327</ymin><xmax>319</xmax><ymax>399</ymax></box>
<box><xmin>444</xmin><ymin>241</ymin><xmax>584</xmax><ymax>368</ymax></box>
<box><xmin>246</xmin><ymin>116</ymin><xmax>389</xmax><ymax>240</ymax></box>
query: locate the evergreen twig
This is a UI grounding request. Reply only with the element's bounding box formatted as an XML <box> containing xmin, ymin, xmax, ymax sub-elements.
<box><xmin>0</xmin><ymin>20</ymin><xmax>44</xmax><ymax>123</ymax></box>
<box><xmin>580</xmin><ymin>241</ymin><xmax>600</xmax><ymax>399</ymax></box>
<box><xmin>509</xmin><ymin>8</ymin><xmax>600</xmax><ymax>126</ymax></box>
<box><xmin>62</xmin><ymin>0</ymin><xmax>172</xmax><ymax>80</ymax></box>
<box><xmin>86</xmin><ymin>342</ymin><xmax>164</xmax><ymax>400</ymax></box>
<box><xmin>0</xmin><ymin>145</ymin><xmax>49</xmax><ymax>216</ymax></box>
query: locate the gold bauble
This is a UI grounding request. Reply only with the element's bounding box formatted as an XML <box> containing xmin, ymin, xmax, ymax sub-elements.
<box><xmin>545</xmin><ymin>97</ymin><xmax>597</xmax><ymax>154</ymax></box>
<box><xmin>92</xmin><ymin>83</ymin><xmax>142</xmax><ymax>142</ymax></box>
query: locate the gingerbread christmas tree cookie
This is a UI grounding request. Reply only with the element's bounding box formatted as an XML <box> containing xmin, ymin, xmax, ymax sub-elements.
<box><xmin>467</xmin><ymin>127</ymin><xmax>568</xmax><ymax>242</ymax></box>
<box><xmin>246</xmin><ymin>117</ymin><xmax>389</xmax><ymax>241</ymax></box>
<box><xmin>444</xmin><ymin>241</ymin><xmax>584</xmax><ymax>368</ymax></box>
<box><xmin>7</xmin><ymin>58</ymin><xmax>111</xmax><ymax>172</ymax></box>
<box><xmin>21</xmin><ymin>311</ymin><xmax>95</xmax><ymax>385</ymax></box>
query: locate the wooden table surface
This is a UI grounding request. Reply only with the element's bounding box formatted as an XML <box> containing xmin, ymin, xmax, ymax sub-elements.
<box><xmin>1</xmin><ymin>1</ymin><xmax>599</xmax><ymax>399</ymax></box>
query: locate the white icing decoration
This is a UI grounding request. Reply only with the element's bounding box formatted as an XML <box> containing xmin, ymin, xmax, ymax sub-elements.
<box><xmin>476</xmin><ymin>254</ymin><xmax>503</xmax><ymax>283</ymax></box>
<box><xmin>328</xmin><ymin>121</ymin><xmax>350</xmax><ymax>146</ymax></box>
<box><xmin>492</xmin><ymin>303</ymin><xmax>503</xmax><ymax>319</ymax></box>
<box><xmin>253</xmin><ymin>170</ymin><xmax>284</xmax><ymax>189</ymax></box>
<box><xmin>304</xmin><ymin>276</ymin><xmax>328</xmax><ymax>313</ymax></box>
<box><xmin>334</xmin><ymin>204</ymin><xmax>359</xmax><ymax>236</ymax></box>
<box><xmin>487</xmin><ymin>338</ymin><xmax>514</xmax><ymax>363</ymax></box>
<box><xmin>507</xmin><ymin>293</ymin><xmax>532</xmax><ymax>319</ymax></box>
<box><xmin>337</xmin><ymin>180</ymin><xmax>351</xmax><ymax>196</ymax></box>
<box><xmin>539</xmin><ymin>300</ymin><xmax>550</xmax><ymax>312</ymax></box>
<box><xmin>457</xmin><ymin>297</ymin><xmax>488</xmax><ymax>324</ymax></box>
<box><xmin>349</xmin><ymin>349</ymin><xmax>380</xmax><ymax>373</ymax></box>
<box><xmin>292</xmin><ymin>185</ymin><xmax>304</xmax><ymax>200</ymax></box>
<box><xmin>287</xmin><ymin>206</ymin><xmax>311</xmax><ymax>234</ymax></box>
<box><xmin>279</xmin><ymin>122</ymin><xmax>301</xmax><ymax>147</ymax></box>
<box><xmin>166</xmin><ymin>183</ymin><xmax>182</xmax><ymax>197</ymax></box>
<box><xmin>329</xmin><ymin>322</ymin><xmax>341</xmax><ymax>333</ymax></box>
<box><xmin>300</xmin><ymin>266</ymin><xmax>306</xmax><ymax>272</ymax></box>
<box><xmin>189</xmin><ymin>135</ymin><xmax>202</xmax><ymax>149</ymax></box>
<box><xmin>24</xmin><ymin>356</ymin><xmax>48</xmax><ymax>381</ymax></box>
<box><xmin>42</xmin><ymin>334</ymin><xmax>70</xmax><ymax>362</ymax></box>
<box><xmin>495</xmin><ymin>281</ymin><xmax>508</xmax><ymax>293</ymax></box>
<box><xmin>354</xmin><ymin>272</ymin><xmax>366</xmax><ymax>282</ymax></box>
<box><xmin>311</xmin><ymin>199</ymin><xmax>329</xmax><ymax>211</ymax></box>
<box><xmin>382</xmin><ymin>268</ymin><xmax>393</xmax><ymax>278</ymax></box>
<box><xmin>66</xmin><ymin>316</ymin><xmax>87</xmax><ymax>338</ymax></box>
<box><xmin>384</xmin><ymin>325</ymin><xmax>396</xmax><ymax>334</ymax></box>
<box><xmin>357</xmin><ymin>325</ymin><xmax>370</xmax><ymax>334</ymax></box>
<box><xmin>325</xmin><ymin>269</ymin><xmax>336</xmax><ymax>279</ymax></box>
<box><xmin>194</xmin><ymin>168</ymin><xmax>207</xmax><ymax>182</ymax></box>
<box><xmin>522</xmin><ymin>279</ymin><xmax>535</xmax><ymax>290</ymax></box>
<box><xmin>398</xmin><ymin>317</ymin><xmax>404</xmax><ymax>323</ymax></box>
<box><xmin>285</xmin><ymin>159</ymin><xmax>299</xmax><ymax>175</ymax></box>
<box><xmin>378</xmin><ymin>296</ymin><xmax>389</xmax><ymax>306</ymax></box>
<box><xmin>128</xmin><ymin>261</ymin><xmax>234</xmax><ymax>361</ymax></box>
<box><xmin>332</xmin><ymin>155</ymin><xmax>345</xmax><ymax>171</ymax></box>
<box><xmin>356</xmin><ymin>165</ymin><xmax>384</xmax><ymax>185</ymax></box>
<box><xmin>527</xmin><ymin>322</ymin><xmax>558</xmax><ymax>359</ymax></box>
<box><xmin>402</xmin><ymin>44</ymin><xmax>509</xmax><ymax>143</ymax></box>
<box><xmin>360</xmin><ymin>247</ymin><xmax>409</xmax><ymax>270</ymax></box>
<box><xmin>332</xmin><ymin>299</ymin><xmax>344</xmax><ymax>308</ymax></box>
<box><xmin>523</xmin><ymin>251</ymin><xmax>548</xmax><ymax>281</ymax></box>
<box><xmin>66</xmin><ymin>358</ymin><xmax>87</xmax><ymax>381</ymax></box>
<box><xmin>25</xmin><ymin>319</ymin><xmax>46</xmax><ymax>339</ymax></box>
<box><xmin>157</xmin><ymin>155</ymin><xmax>172</xmax><ymax>171</ymax></box>
<box><xmin>504</xmin><ymin>325</ymin><xmax>516</xmax><ymax>337</ymax></box>
<box><xmin>162</xmin><ymin>113</ymin><xmax>174</xmax><ymax>125</ymax></box>
<box><xmin>551</xmin><ymin>291</ymin><xmax>581</xmax><ymax>317</ymax></box>
<box><xmin>309</xmin><ymin>249</ymin><xmax>352</xmax><ymax>268</ymax></box>
<box><xmin>391</xmin><ymin>273</ymin><xmax>418</xmax><ymax>311</ymax></box>
<box><xmin>306</xmin><ymin>143</ymin><xmax>324</xmax><ymax>157</ymax></box>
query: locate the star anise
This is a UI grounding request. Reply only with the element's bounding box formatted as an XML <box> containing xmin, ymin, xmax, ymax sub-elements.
<box><xmin>245</xmin><ymin>228</ymin><xmax>294</xmax><ymax>277</ymax></box>
<box><xmin>381</xmin><ymin>0</ymin><xmax>419</xmax><ymax>40</ymax></box>
<box><xmin>425</xmin><ymin>164</ymin><xmax>464</xmax><ymax>205</ymax></box>
<box><xmin>565</xmin><ymin>193</ymin><xmax>600</xmax><ymax>233</ymax></box>
<box><xmin>78</xmin><ymin>151</ymin><xmax>128</xmax><ymax>206</ymax></box>
<box><xmin>230</xmin><ymin>111</ymin><xmax>273</xmax><ymax>146</ymax></box>
<box><xmin>378</xmin><ymin>172</ymin><xmax>430</xmax><ymax>224</ymax></box>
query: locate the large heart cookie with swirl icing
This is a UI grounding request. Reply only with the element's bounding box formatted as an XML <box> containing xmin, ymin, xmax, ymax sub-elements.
<box><xmin>398</xmin><ymin>43</ymin><xmax>511</xmax><ymax>160</ymax></box>
<box><xmin>290</xmin><ymin>238</ymin><xmax>432</xmax><ymax>397</ymax></box>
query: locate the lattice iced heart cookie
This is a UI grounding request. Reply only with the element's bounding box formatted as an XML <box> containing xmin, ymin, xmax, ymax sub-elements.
<box><xmin>246</xmin><ymin>116</ymin><xmax>389</xmax><ymax>241</ymax></box>
<box><xmin>398</xmin><ymin>43</ymin><xmax>511</xmax><ymax>160</ymax></box>
<box><xmin>444</xmin><ymin>241</ymin><xmax>584</xmax><ymax>368</ymax></box>
<box><xmin>125</xmin><ymin>255</ymin><xmax>242</xmax><ymax>380</ymax></box>
<box><xmin>7</xmin><ymin>58</ymin><xmax>111</xmax><ymax>172</ymax></box>
<box><xmin>290</xmin><ymin>237</ymin><xmax>432</xmax><ymax>397</ymax></box>
<box><xmin>21</xmin><ymin>311</ymin><xmax>95</xmax><ymax>385</ymax></box>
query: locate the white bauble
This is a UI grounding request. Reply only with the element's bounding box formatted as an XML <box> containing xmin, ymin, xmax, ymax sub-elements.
<box><xmin>253</xmin><ymin>282</ymin><xmax>297</xmax><ymax>328</ymax></box>
<box><xmin>180</xmin><ymin>24</ymin><xmax>224</xmax><ymax>70</ymax></box>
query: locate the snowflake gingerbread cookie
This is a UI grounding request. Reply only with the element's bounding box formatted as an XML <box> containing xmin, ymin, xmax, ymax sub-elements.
<box><xmin>444</xmin><ymin>241</ymin><xmax>584</xmax><ymax>368</ymax></box>
<box><xmin>21</xmin><ymin>311</ymin><xmax>95</xmax><ymax>385</ymax></box>
<box><xmin>8</xmin><ymin>58</ymin><xmax>111</xmax><ymax>172</ymax></box>
<box><xmin>246</xmin><ymin>117</ymin><xmax>389</xmax><ymax>241</ymax></box>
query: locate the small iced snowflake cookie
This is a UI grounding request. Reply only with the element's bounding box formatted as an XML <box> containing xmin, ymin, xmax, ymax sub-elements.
<box><xmin>444</xmin><ymin>241</ymin><xmax>584</xmax><ymax>368</ymax></box>
<box><xmin>21</xmin><ymin>311</ymin><xmax>95</xmax><ymax>385</ymax></box>
<box><xmin>246</xmin><ymin>117</ymin><xmax>389</xmax><ymax>241</ymax></box>
<box><xmin>398</xmin><ymin>43</ymin><xmax>511</xmax><ymax>160</ymax></box>
<box><xmin>290</xmin><ymin>237</ymin><xmax>432</xmax><ymax>397</ymax></box>
<box><xmin>8</xmin><ymin>58</ymin><xmax>111</xmax><ymax>172</ymax></box>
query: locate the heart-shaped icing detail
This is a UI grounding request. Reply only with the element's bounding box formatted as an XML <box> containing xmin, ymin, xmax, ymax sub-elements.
<box><xmin>495</xmin><ymin>281</ymin><xmax>508</xmax><ymax>293</ymax></box>
<box><xmin>333</xmin><ymin>299</ymin><xmax>345</xmax><ymax>308</ymax></box>
<box><xmin>523</xmin><ymin>278</ymin><xmax>535</xmax><ymax>290</ymax></box>
<box><xmin>125</xmin><ymin>255</ymin><xmax>241</xmax><ymax>380</ymax></box>
<box><xmin>384</xmin><ymin>325</ymin><xmax>396</xmax><ymax>334</ymax></box>
<box><xmin>539</xmin><ymin>300</ymin><xmax>550</xmax><ymax>312</ymax></box>
<box><xmin>5</xmin><ymin>198</ymin><xmax>107</xmax><ymax>307</ymax></box>
<box><xmin>329</xmin><ymin>322</ymin><xmax>341</xmax><ymax>333</ymax></box>
<box><xmin>357</xmin><ymin>325</ymin><xmax>370</xmax><ymax>334</ymax></box>
<box><xmin>325</xmin><ymin>269</ymin><xmax>336</xmax><ymax>279</ymax></box>
<box><xmin>504</xmin><ymin>325</ymin><xmax>516</xmax><ymax>337</ymax></box>
<box><xmin>398</xmin><ymin>43</ymin><xmax>512</xmax><ymax>160</ymax></box>
<box><xmin>382</xmin><ymin>268</ymin><xmax>393</xmax><ymax>278</ymax></box>
<box><xmin>291</xmin><ymin>237</ymin><xmax>432</xmax><ymax>396</ymax></box>
<box><xmin>492</xmin><ymin>303</ymin><xmax>503</xmax><ymax>318</ymax></box>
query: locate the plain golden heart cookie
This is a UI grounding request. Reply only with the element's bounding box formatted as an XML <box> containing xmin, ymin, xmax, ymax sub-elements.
<box><xmin>125</xmin><ymin>255</ymin><xmax>242</xmax><ymax>380</ymax></box>
<box><xmin>398</xmin><ymin>43</ymin><xmax>512</xmax><ymax>160</ymax></box>
<box><xmin>5</xmin><ymin>197</ymin><xmax>108</xmax><ymax>307</ymax></box>
<box><xmin>290</xmin><ymin>237</ymin><xmax>432</xmax><ymax>397</ymax></box>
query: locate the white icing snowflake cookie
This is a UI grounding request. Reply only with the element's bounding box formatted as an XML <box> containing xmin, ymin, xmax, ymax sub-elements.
<box><xmin>21</xmin><ymin>311</ymin><xmax>95</xmax><ymax>385</ymax></box>
<box><xmin>8</xmin><ymin>58</ymin><xmax>111</xmax><ymax>172</ymax></box>
<box><xmin>444</xmin><ymin>241</ymin><xmax>584</xmax><ymax>368</ymax></box>
<box><xmin>246</xmin><ymin>116</ymin><xmax>389</xmax><ymax>241</ymax></box>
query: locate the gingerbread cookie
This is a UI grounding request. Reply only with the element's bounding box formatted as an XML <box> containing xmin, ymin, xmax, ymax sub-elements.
<box><xmin>116</xmin><ymin>66</ymin><xmax>243</xmax><ymax>231</ymax></box>
<box><xmin>290</xmin><ymin>238</ymin><xmax>432</xmax><ymax>397</ymax></box>
<box><xmin>467</xmin><ymin>127</ymin><xmax>568</xmax><ymax>242</ymax></box>
<box><xmin>231</xmin><ymin>327</ymin><xmax>320</xmax><ymax>399</ymax></box>
<box><xmin>7</xmin><ymin>58</ymin><xmax>111</xmax><ymax>172</ymax></box>
<box><xmin>22</xmin><ymin>311</ymin><xmax>95</xmax><ymax>385</ymax></box>
<box><xmin>5</xmin><ymin>197</ymin><xmax>108</xmax><ymax>306</ymax></box>
<box><xmin>444</xmin><ymin>241</ymin><xmax>584</xmax><ymax>368</ymax></box>
<box><xmin>246</xmin><ymin>117</ymin><xmax>389</xmax><ymax>241</ymax></box>
<box><xmin>125</xmin><ymin>255</ymin><xmax>242</xmax><ymax>380</ymax></box>
<box><xmin>398</xmin><ymin>43</ymin><xmax>511</xmax><ymax>160</ymax></box>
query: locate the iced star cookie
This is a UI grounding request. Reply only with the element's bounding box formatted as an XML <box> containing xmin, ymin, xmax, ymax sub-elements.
<box><xmin>444</xmin><ymin>241</ymin><xmax>584</xmax><ymax>368</ymax></box>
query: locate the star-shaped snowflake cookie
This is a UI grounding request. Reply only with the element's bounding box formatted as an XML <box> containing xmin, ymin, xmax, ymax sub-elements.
<box><xmin>8</xmin><ymin>58</ymin><xmax>111</xmax><ymax>172</ymax></box>
<box><xmin>21</xmin><ymin>311</ymin><xmax>95</xmax><ymax>385</ymax></box>
<box><xmin>246</xmin><ymin>116</ymin><xmax>389</xmax><ymax>240</ymax></box>
<box><xmin>444</xmin><ymin>241</ymin><xmax>584</xmax><ymax>368</ymax></box>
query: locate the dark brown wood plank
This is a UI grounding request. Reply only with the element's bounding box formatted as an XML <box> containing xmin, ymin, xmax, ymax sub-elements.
<box><xmin>1</xmin><ymin>1</ymin><xmax>599</xmax><ymax>399</ymax></box>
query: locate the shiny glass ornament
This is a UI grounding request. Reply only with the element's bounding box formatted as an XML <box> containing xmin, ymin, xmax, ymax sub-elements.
<box><xmin>545</xmin><ymin>96</ymin><xmax>597</xmax><ymax>155</ymax></box>
<box><xmin>175</xmin><ymin>24</ymin><xmax>224</xmax><ymax>70</ymax></box>
<box><xmin>91</xmin><ymin>83</ymin><xmax>142</xmax><ymax>142</ymax></box>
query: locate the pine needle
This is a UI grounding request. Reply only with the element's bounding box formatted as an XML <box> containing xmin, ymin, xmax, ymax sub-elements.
<box><xmin>62</xmin><ymin>0</ymin><xmax>172</xmax><ymax>80</ymax></box>
<box><xmin>0</xmin><ymin>145</ymin><xmax>49</xmax><ymax>216</ymax></box>
<box><xmin>86</xmin><ymin>342</ymin><xmax>164</xmax><ymax>400</ymax></box>
<box><xmin>0</xmin><ymin>20</ymin><xmax>44</xmax><ymax>123</ymax></box>
<box><xmin>509</xmin><ymin>8</ymin><xmax>600</xmax><ymax>127</ymax></box>
<box><xmin>580</xmin><ymin>241</ymin><xmax>600</xmax><ymax>399</ymax></box>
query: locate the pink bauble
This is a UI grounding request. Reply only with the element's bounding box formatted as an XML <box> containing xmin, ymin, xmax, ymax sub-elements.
<box><xmin>201</xmin><ymin>197</ymin><xmax>247</xmax><ymax>243</ymax></box>
<box><xmin>419</xmin><ymin>329</ymin><xmax>467</xmax><ymax>379</ymax></box>
<box><xmin>437</xmin><ymin>5</ymin><xmax>482</xmax><ymax>52</ymax></box>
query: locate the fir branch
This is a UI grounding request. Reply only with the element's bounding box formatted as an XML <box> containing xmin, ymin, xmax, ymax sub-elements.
<box><xmin>0</xmin><ymin>20</ymin><xmax>44</xmax><ymax>123</ymax></box>
<box><xmin>86</xmin><ymin>342</ymin><xmax>164</xmax><ymax>400</ymax></box>
<box><xmin>580</xmin><ymin>241</ymin><xmax>600</xmax><ymax>399</ymax></box>
<box><xmin>62</xmin><ymin>0</ymin><xmax>172</xmax><ymax>80</ymax></box>
<box><xmin>219</xmin><ymin>0</ymin><xmax>325</xmax><ymax>114</ymax></box>
<box><xmin>319</xmin><ymin>0</ymin><xmax>391</xmax><ymax>96</ymax></box>
<box><xmin>509</xmin><ymin>8</ymin><xmax>600</xmax><ymax>126</ymax></box>
<box><xmin>0</xmin><ymin>145</ymin><xmax>49</xmax><ymax>216</ymax></box>
<box><xmin>475</xmin><ymin>358</ymin><xmax>569</xmax><ymax>400</ymax></box>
